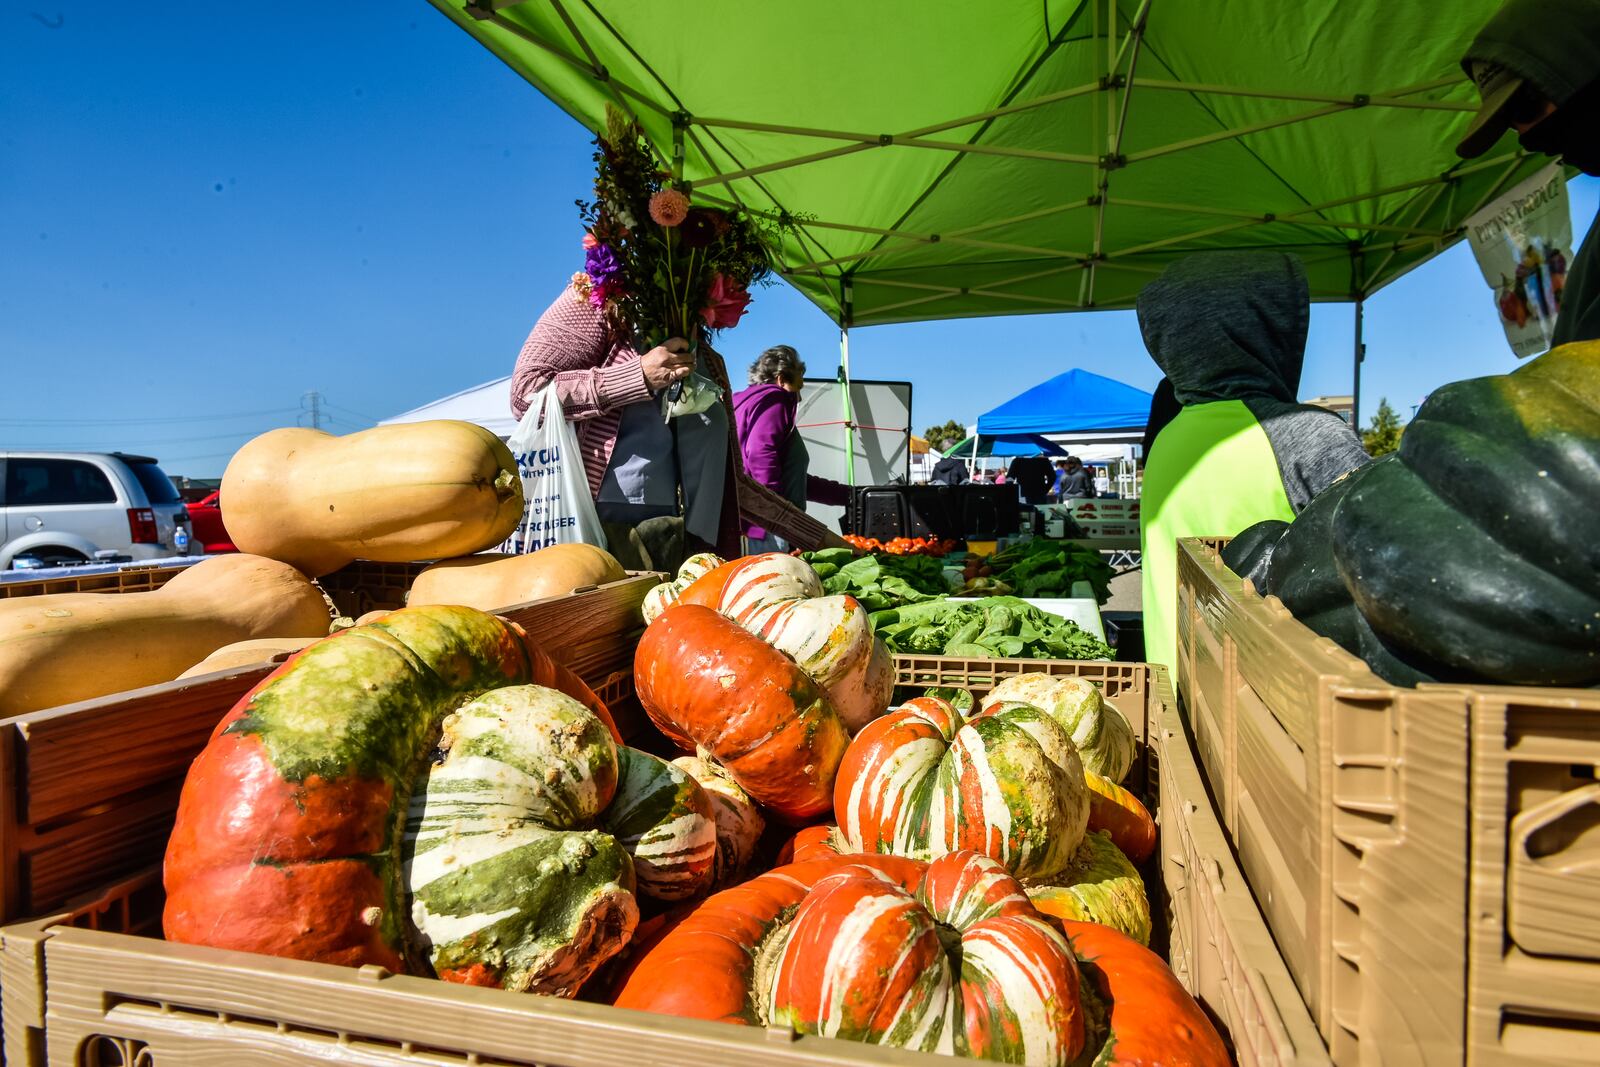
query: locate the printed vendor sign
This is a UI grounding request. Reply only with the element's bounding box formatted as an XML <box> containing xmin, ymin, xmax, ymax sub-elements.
<box><xmin>1465</xmin><ymin>164</ymin><xmax>1573</xmax><ymax>359</ymax></box>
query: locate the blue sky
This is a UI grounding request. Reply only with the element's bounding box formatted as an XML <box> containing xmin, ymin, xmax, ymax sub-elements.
<box><xmin>3</xmin><ymin>6</ymin><xmax>1595</xmax><ymax>477</ymax></box>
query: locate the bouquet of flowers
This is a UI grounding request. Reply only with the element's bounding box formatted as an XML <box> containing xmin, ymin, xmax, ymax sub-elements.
<box><xmin>573</xmin><ymin>106</ymin><xmax>781</xmax><ymax>354</ymax></box>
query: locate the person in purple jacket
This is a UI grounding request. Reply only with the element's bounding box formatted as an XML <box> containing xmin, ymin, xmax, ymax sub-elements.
<box><xmin>732</xmin><ymin>346</ymin><xmax>851</xmax><ymax>553</ymax></box>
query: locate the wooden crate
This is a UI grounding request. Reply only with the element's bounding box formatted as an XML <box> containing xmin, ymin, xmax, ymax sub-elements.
<box><xmin>1</xmin><ymin>662</ymin><xmax>1327</xmax><ymax>1067</ymax></box>
<box><xmin>0</xmin><ymin>572</ymin><xmax>661</xmax><ymax>923</ymax></box>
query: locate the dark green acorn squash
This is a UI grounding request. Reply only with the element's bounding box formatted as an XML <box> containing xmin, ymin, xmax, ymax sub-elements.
<box><xmin>1257</xmin><ymin>458</ymin><xmax>1438</xmax><ymax>686</ymax></box>
<box><xmin>1220</xmin><ymin>518</ymin><xmax>1289</xmax><ymax>590</ymax></box>
<box><xmin>1331</xmin><ymin>342</ymin><xmax>1600</xmax><ymax>686</ymax></box>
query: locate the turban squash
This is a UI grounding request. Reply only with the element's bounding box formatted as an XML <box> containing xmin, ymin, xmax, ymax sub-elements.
<box><xmin>641</xmin><ymin>553</ymin><xmax>894</xmax><ymax>733</ymax></box>
<box><xmin>835</xmin><ymin>695</ymin><xmax>1091</xmax><ymax>881</ymax></box>
<box><xmin>614</xmin><ymin>850</ymin><xmax>1226</xmax><ymax>1066</ymax></box>
<box><xmin>785</xmin><ymin>824</ymin><xmax>1151</xmax><ymax>947</ymax></box>
<box><xmin>635</xmin><ymin>603</ymin><xmax>850</xmax><ymax>821</ymax></box>
<box><xmin>164</xmin><ymin>605</ymin><xmax>716</xmax><ymax>996</ymax></box>
<box><xmin>615</xmin><ymin>850</ymin><xmax>1090</xmax><ymax>1065</ymax></box>
<box><xmin>833</xmin><ymin>682</ymin><xmax>1153</xmax><ymax>874</ymax></box>
<box><xmin>978</xmin><ymin>673</ymin><xmax>1136</xmax><ymax>784</ymax></box>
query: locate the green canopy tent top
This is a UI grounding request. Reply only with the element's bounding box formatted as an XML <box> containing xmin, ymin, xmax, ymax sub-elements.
<box><xmin>434</xmin><ymin>1</ymin><xmax>1539</xmax><ymax>323</ymax></box>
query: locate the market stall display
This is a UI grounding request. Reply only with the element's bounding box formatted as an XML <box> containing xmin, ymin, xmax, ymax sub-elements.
<box><xmin>2</xmin><ymin>619</ymin><xmax>1321</xmax><ymax>1066</ymax></box>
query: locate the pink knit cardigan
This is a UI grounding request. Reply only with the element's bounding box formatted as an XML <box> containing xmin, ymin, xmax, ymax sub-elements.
<box><xmin>508</xmin><ymin>285</ymin><xmax>655</xmax><ymax>496</ymax></box>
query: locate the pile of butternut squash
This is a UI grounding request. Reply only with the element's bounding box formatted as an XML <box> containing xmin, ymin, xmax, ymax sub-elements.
<box><xmin>0</xmin><ymin>422</ymin><xmax>629</xmax><ymax>715</ymax></box>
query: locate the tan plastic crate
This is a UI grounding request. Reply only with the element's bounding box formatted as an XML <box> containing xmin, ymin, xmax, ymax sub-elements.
<box><xmin>1</xmin><ymin>658</ymin><xmax>1328</xmax><ymax>1066</ymax></box>
<box><xmin>0</xmin><ymin>560</ymin><xmax>196</xmax><ymax>599</ymax></box>
<box><xmin>1175</xmin><ymin>536</ymin><xmax>1600</xmax><ymax>1066</ymax></box>
<box><xmin>0</xmin><ymin>572</ymin><xmax>661</xmax><ymax>924</ymax></box>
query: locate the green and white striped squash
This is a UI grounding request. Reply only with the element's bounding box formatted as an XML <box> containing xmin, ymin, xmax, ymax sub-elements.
<box><xmin>406</xmin><ymin>684</ymin><xmax>716</xmax><ymax>992</ymax></box>
<box><xmin>834</xmin><ymin>694</ymin><xmax>1090</xmax><ymax>882</ymax></box>
<box><xmin>672</xmin><ymin>755</ymin><xmax>765</xmax><ymax>888</ymax></box>
<box><xmin>979</xmin><ymin>674</ymin><xmax>1136</xmax><ymax>783</ymax></box>
<box><xmin>1026</xmin><ymin>830</ymin><xmax>1152</xmax><ymax>945</ymax></box>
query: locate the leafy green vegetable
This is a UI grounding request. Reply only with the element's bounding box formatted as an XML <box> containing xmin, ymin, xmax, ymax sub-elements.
<box><xmin>922</xmin><ymin>686</ymin><xmax>976</xmax><ymax>712</ymax></box>
<box><xmin>988</xmin><ymin>540</ymin><xmax>1116</xmax><ymax>603</ymax></box>
<box><xmin>872</xmin><ymin>596</ymin><xmax>1113</xmax><ymax>661</ymax></box>
<box><xmin>800</xmin><ymin>550</ymin><xmax>950</xmax><ymax>612</ymax></box>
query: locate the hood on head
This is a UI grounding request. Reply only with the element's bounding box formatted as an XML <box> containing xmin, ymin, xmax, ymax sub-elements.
<box><xmin>1135</xmin><ymin>251</ymin><xmax>1310</xmax><ymax>406</ymax></box>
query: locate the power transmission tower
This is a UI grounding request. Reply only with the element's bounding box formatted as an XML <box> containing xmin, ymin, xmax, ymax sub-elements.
<box><xmin>300</xmin><ymin>390</ymin><xmax>325</xmax><ymax>430</ymax></box>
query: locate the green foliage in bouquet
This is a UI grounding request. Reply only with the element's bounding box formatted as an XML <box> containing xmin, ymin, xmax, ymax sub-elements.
<box><xmin>574</xmin><ymin>106</ymin><xmax>791</xmax><ymax>345</ymax></box>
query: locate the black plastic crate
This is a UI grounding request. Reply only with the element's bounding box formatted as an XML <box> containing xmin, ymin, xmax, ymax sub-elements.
<box><xmin>848</xmin><ymin>485</ymin><xmax>1019</xmax><ymax>541</ymax></box>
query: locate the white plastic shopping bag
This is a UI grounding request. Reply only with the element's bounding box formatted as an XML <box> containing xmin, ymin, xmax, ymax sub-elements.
<box><xmin>504</xmin><ymin>385</ymin><xmax>607</xmax><ymax>553</ymax></box>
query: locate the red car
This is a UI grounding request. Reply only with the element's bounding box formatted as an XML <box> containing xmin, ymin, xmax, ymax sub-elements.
<box><xmin>185</xmin><ymin>491</ymin><xmax>236</xmax><ymax>554</ymax></box>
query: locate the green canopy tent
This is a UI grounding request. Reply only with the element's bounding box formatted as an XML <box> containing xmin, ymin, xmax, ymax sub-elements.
<box><xmin>431</xmin><ymin>0</ymin><xmax>1542</xmax><ymax>420</ymax></box>
<box><xmin>431</xmin><ymin>0</ymin><xmax>1551</xmax><ymax>549</ymax></box>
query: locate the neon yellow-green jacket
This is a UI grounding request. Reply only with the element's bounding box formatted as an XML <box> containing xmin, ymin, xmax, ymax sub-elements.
<box><xmin>1140</xmin><ymin>402</ymin><xmax>1294</xmax><ymax>672</ymax></box>
<box><xmin>1135</xmin><ymin>252</ymin><xmax>1371</xmax><ymax>676</ymax></box>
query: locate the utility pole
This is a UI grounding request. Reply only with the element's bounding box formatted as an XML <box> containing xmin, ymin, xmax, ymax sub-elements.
<box><xmin>301</xmin><ymin>390</ymin><xmax>325</xmax><ymax>430</ymax></box>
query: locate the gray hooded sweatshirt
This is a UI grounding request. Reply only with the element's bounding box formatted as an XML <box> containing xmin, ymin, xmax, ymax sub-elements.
<box><xmin>1137</xmin><ymin>251</ymin><xmax>1370</xmax><ymax>510</ymax></box>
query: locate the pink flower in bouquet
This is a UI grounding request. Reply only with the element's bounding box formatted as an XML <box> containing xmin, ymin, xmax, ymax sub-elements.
<box><xmin>648</xmin><ymin>188</ymin><xmax>690</xmax><ymax>227</ymax></box>
<box><xmin>582</xmin><ymin>233</ymin><xmax>599</xmax><ymax>249</ymax></box>
<box><xmin>700</xmin><ymin>273</ymin><xmax>752</xmax><ymax>329</ymax></box>
<box><xmin>590</xmin><ymin>276</ymin><xmax>623</xmax><ymax>308</ymax></box>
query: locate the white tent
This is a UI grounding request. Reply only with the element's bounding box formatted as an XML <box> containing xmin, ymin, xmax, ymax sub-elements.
<box><xmin>381</xmin><ymin>377</ymin><xmax>517</xmax><ymax>437</ymax></box>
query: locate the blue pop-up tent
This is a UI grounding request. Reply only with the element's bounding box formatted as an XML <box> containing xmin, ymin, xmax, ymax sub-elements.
<box><xmin>977</xmin><ymin>369</ymin><xmax>1154</xmax><ymax>437</ymax></box>
<box><xmin>945</xmin><ymin>434</ymin><xmax>1069</xmax><ymax>458</ymax></box>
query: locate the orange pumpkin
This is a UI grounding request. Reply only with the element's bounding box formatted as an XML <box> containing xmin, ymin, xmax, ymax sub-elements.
<box><xmin>1063</xmin><ymin>919</ymin><xmax>1230</xmax><ymax>1066</ymax></box>
<box><xmin>634</xmin><ymin>604</ymin><xmax>849</xmax><ymax>822</ymax></box>
<box><xmin>1085</xmin><ymin>769</ymin><xmax>1157</xmax><ymax>864</ymax></box>
<box><xmin>615</xmin><ymin>850</ymin><xmax>1088</xmax><ymax>1064</ymax></box>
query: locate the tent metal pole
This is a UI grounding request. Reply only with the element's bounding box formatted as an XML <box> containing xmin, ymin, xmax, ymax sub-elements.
<box><xmin>943</xmin><ymin>196</ymin><xmax>1098</xmax><ymax>238</ymax></box>
<box><xmin>1129</xmin><ymin>76</ymin><xmax>1475</xmax><ymax>111</ymax></box>
<box><xmin>670</xmin><ymin>118</ymin><xmax>685</xmax><ymax>187</ymax></box>
<box><xmin>841</xmin><ymin>282</ymin><xmax>856</xmax><ymax>487</ymax></box>
<box><xmin>1362</xmin><ymin>182</ymin><xmax>1451</xmax><ymax>290</ymax></box>
<box><xmin>1108</xmin><ymin>196</ymin><xmax>1448</xmax><ymax>238</ymax></box>
<box><xmin>692</xmin><ymin>136</ymin><xmax>1099</xmax><ymax>188</ymax></box>
<box><xmin>1352</xmin><ymin>298</ymin><xmax>1366</xmax><ymax>430</ymax></box>
<box><xmin>1101</xmin><ymin>151</ymin><xmax>1523</xmax><ymax>259</ymax></box>
<box><xmin>949</xmin><ymin>235</ymin><xmax>1089</xmax><ymax>258</ymax></box>
<box><xmin>471</xmin><ymin>8</ymin><xmax>672</xmax><ymax>116</ymax></box>
<box><xmin>691</xmin><ymin>81</ymin><xmax>1104</xmax><ymax>145</ymax></box>
<box><xmin>1125</xmin><ymin>103</ymin><xmax>1352</xmax><ymax>163</ymax></box>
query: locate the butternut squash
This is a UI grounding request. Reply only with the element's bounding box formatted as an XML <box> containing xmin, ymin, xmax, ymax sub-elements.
<box><xmin>176</xmin><ymin>636</ymin><xmax>320</xmax><ymax>679</ymax></box>
<box><xmin>0</xmin><ymin>555</ymin><xmax>330</xmax><ymax>715</ymax></box>
<box><xmin>408</xmin><ymin>544</ymin><xmax>625</xmax><ymax>612</ymax></box>
<box><xmin>221</xmin><ymin>421</ymin><xmax>523</xmax><ymax>577</ymax></box>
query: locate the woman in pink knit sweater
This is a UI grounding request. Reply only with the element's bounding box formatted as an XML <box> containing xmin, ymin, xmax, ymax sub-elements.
<box><xmin>509</xmin><ymin>283</ymin><xmax>732</xmax><ymax>565</ymax></box>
